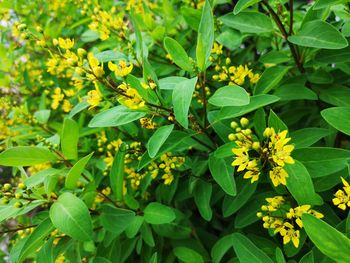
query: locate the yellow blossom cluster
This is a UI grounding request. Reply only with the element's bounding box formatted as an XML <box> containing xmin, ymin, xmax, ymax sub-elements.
<box><xmin>117</xmin><ymin>83</ymin><xmax>145</xmax><ymax>110</ymax></box>
<box><xmin>88</xmin><ymin>6</ymin><xmax>127</xmax><ymax>40</ymax></box>
<box><xmin>140</xmin><ymin>117</ymin><xmax>156</xmax><ymax>129</ymax></box>
<box><xmin>333</xmin><ymin>177</ymin><xmax>350</xmax><ymax>210</ymax></box>
<box><xmin>257</xmin><ymin>196</ymin><xmax>323</xmax><ymax>248</ymax></box>
<box><xmin>210</xmin><ymin>43</ymin><xmax>260</xmax><ymax>86</ymax></box>
<box><xmin>108</xmin><ymin>60</ymin><xmax>133</xmax><ymax>77</ymax></box>
<box><xmin>181</xmin><ymin>0</ymin><xmax>205</xmax><ymax>9</ymax></box>
<box><xmin>230</xmin><ymin>118</ymin><xmax>295</xmax><ymax>187</ymax></box>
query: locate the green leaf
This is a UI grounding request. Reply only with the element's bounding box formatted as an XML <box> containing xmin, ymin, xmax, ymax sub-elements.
<box><xmin>293</xmin><ymin>147</ymin><xmax>350</xmax><ymax>177</ymax></box>
<box><xmin>211</xmin><ymin>234</ymin><xmax>234</xmax><ymax>263</ymax></box>
<box><xmin>302</xmin><ymin>213</ymin><xmax>350</xmax><ymax>263</ymax></box>
<box><xmin>259</xmin><ymin>51</ymin><xmax>290</xmax><ymax>64</ymax></box>
<box><xmin>68</xmin><ymin>100</ymin><xmax>89</xmax><ymax>118</ymax></box>
<box><xmin>313</xmin><ymin>0</ymin><xmax>347</xmax><ymax>10</ymax></box>
<box><xmin>196</xmin><ymin>0</ymin><xmax>214</xmax><ymax>71</ymax></box>
<box><xmin>290</xmin><ymin>128</ymin><xmax>331</xmax><ymax>148</ymax></box>
<box><xmin>159</xmin><ymin>76</ymin><xmax>188</xmax><ymax>90</ymax></box>
<box><xmin>94</xmin><ymin>50</ymin><xmax>127</xmax><ymax>62</ymax></box>
<box><xmin>219</xmin><ymin>94</ymin><xmax>280</xmax><ymax>120</ymax></box>
<box><xmin>284</xmin><ymin>161</ymin><xmax>323</xmax><ymax>205</ymax></box>
<box><xmin>0</xmin><ymin>146</ymin><xmax>56</xmax><ymax>167</ymax></box>
<box><xmin>193</xmin><ymin>180</ymin><xmax>212</xmax><ymax>221</ymax></box>
<box><xmin>217</xmin><ymin>29</ymin><xmax>242</xmax><ymax>50</ymax></box>
<box><xmin>208</xmin><ymin>85</ymin><xmax>250</xmax><ymax>107</ymax></box>
<box><xmin>268</xmin><ymin>110</ymin><xmax>288</xmax><ymax>132</ymax></box>
<box><xmin>147</xmin><ymin>124</ymin><xmax>174</xmax><ymax>158</ymax></box>
<box><xmin>209</xmin><ymin>154</ymin><xmax>236</xmax><ymax>196</ymax></box>
<box><xmin>288</xmin><ymin>20</ymin><xmax>348</xmax><ymax>49</ymax></box>
<box><xmin>143</xmin><ymin>202</ymin><xmax>176</xmax><ymax>224</ymax></box>
<box><xmin>173</xmin><ymin>247</ymin><xmax>204</xmax><ymax>263</ymax></box>
<box><xmin>273</xmin><ymin>81</ymin><xmax>317</xmax><ymax>101</ymax></box>
<box><xmin>34</xmin><ymin>110</ymin><xmax>51</xmax><ymax>124</ymax></box>
<box><xmin>315</xmin><ymin>46</ymin><xmax>350</xmax><ymax>63</ymax></box>
<box><xmin>222</xmin><ymin>179</ymin><xmax>257</xmax><ymax>217</ymax></box>
<box><xmin>220</xmin><ymin>11</ymin><xmax>273</xmax><ymax>34</ymax></box>
<box><xmin>100</xmin><ymin>204</ymin><xmax>136</xmax><ymax>234</ymax></box>
<box><xmin>164</xmin><ymin>37</ymin><xmax>193</xmax><ymax>72</ymax></box>
<box><xmin>109</xmin><ymin>143</ymin><xmax>125</xmax><ymax>202</ymax></box>
<box><xmin>49</xmin><ymin>192</ymin><xmax>93</xmax><ymax>241</ymax></box>
<box><xmin>18</xmin><ymin>218</ymin><xmax>54</xmax><ymax>263</ymax></box>
<box><xmin>61</xmin><ymin>118</ymin><xmax>79</xmax><ymax>160</ymax></box>
<box><xmin>319</xmin><ymin>85</ymin><xmax>350</xmax><ymax>107</ymax></box>
<box><xmin>37</xmin><ymin>238</ymin><xmax>54</xmax><ymax>263</ymax></box>
<box><xmin>88</xmin><ymin>105</ymin><xmax>146</xmax><ymax>128</ymax></box>
<box><xmin>65</xmin><ymin>152</ymin><xmax>93</xmax><ymax>189</ymax></box>
<box><xmin>321</xmin><ymin>107</ymin><xmax>350</xmax><ymax>135</ymax></box>
<box><xmin>125</xmin><ymin>216</ymin><xmax>144</xmax><ymax>238</ymax></box>
<box><xmin>233</xmin><ymin>0</ymin><xmax>261</xmax><ymax>14</ymax></box>
<box><xmin>231</xmin><ymin>233</ymin><xmax>274</xmax><ymax>263</ymax></box>
<box><xmin>299</xmin><ymin>251</ymin><xmax>314</xmax><ymax>263</ymax></box>
<box><xmin>181</xmin><ymin>6</ymin><xmax>201</xmax><ymax>31</ymax></box>
<box><xmin>254</xmin><ymin>66</ymin><xmax>289</xmax><ymax>95</ymax></box>
<box><xmin>276</xmin><ymin>247</ymin><xmax>286</xmax><ymax>263</ymax></box>
<box><xmin>172</xmin><ymin>77</ymin><xmax>198</xmax><ymax>129</ymax></box>
<box><xmin>25</xmin><ymin>168</ymin><xmax>61</xmax><ymax>188</ymax></box>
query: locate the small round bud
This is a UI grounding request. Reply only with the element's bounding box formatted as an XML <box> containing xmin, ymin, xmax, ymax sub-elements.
<box><xmin>3</xmin><ymin>183</ymin><xmax>12</xmax><ymax>191</ymax></box>
<box><xmin>252</xmin><ymin>142</ymin><xmax>260</xmax><ymax>151</ymax></box>
<box><xmin>225</xmin><ymin>57</ymin><xmax>231</xmax><ymax>65</ymax></box>
<box><xmin>230</xmin><ymin>121</ymin><xmax>238</xmax><ymax>129</ymax></box>
<box><xmin>263</xmin><ymin>127</ymin><xmax>273</xmax><ymax>137</ymax></box>
<box><xmin>15</xmin><ymin>193</ymin><xmax>23</xmax><ymax>199</ymax></box>
<box><xmin>14</xmin><ymin>202</ymin><xmax>23</xmax><ymax>208</ymax></box>
<box><xmin>52</xmin><ymin>38</ymin><xmax>58</xmax><ymax>46</ymax></box>
<box><xmin>261</xmin><ymin>205</ymin><xmax>268</xmax><ymax>211</ymax></box>
<box><xmin>256</xmin><ymin>212</ymin><xmax>263</xmax><ymax>217</ymax></box>
<box><xmin>18</xmin><ymin>23</ymin><xmax>27</xmax><ymax>31</ymax></box>
<box><xmin>235</xmin><ymin>127</ymin><xmax>241</xmax><ymax>132</ymax></box>
<box><xmin>228</xmin><ymin>133</ymin><xmax>236</xmax><ymax>141</ymax></box>
<box><xmin>240</xmin><ymin>117</ymin><xmax>249</xmax><ymax>127</ymax></box>
<box><xmin>1</xmin><ymin>198</ymin><xmax>9</xmax><ymax>205</ymax></box>
<box><xmin>18</xmin><ymin>183</ymin><xmax>26</xmax><ymax>190</ymax></box>
<box><xmin>77</xmin><ymin>48</ymin><xmax>86</xmax><ymax>57</ymax></box>
<box><xmin>36</xmin><ymin>26</ymin><xmax>43</xmax><ymax>33</ymax></box>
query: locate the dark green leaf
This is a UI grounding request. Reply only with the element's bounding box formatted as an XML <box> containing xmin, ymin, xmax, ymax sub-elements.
<box><xmin>173</xmin><ymin>247</ymin><xmax>204</xmax><ymax>263</ymax></box>
<box><xmin>254</xmin><ymin>66</ymin><xmax>289</xmax><ymax>95</ymax></box>
<box><xmin>144</xmin><ymin>202</ymin><xmax>176</xmax><ymax>224</ymax></box>
<box><xmin>321</xmin><ymin>107</ymin><xmax>350</xmax><ymax>135</ymax></box>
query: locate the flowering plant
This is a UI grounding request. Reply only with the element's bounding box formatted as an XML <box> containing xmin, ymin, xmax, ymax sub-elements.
<box><xmin>1</xmin><ymin>0</ymin><xmax>350</xmax><ymax>262</ymax></box>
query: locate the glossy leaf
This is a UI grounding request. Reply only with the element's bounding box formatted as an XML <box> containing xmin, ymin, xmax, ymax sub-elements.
<box><xmin>173</xmin><ymin>247</ymin><xmax>204</xmax><ymax>263</ymax></box>
<box><xmin>208</xmin><ymin>85</ymin><xmax>250</xmax><ymax>107</ymax></box>
<box><xmin>254</xmin><ymin>66</ymin><xmax>289</xmax><ymax>95</ymax></box>
<box><xmin>164</xmin><ymin>37</ymin><xmax>192</xmax><ymax>72</ymax></box>
<box><xmin>49</xmin><ymin>192</ymin><xmax>93</xmax><ymax>241</ymax></box>
<box><xmin>100</xmin><ymin>204</ymin><xmax>136</xmax><ymax>234</ymax></box>
<box><xmin>61</xmin><ymin>118</ymin><xmax>79</xmax><ymax>160</ymax></box>
<box><xmin>144</xmin><ymin>202</ymin><xmax>176</xmax><ymax>224</ymax></box>
<box><xmin>321</xmin><ymin>107</ymin><xmax>350</xmax><ymax>135</ymax></box>
<box><xmin>147</xmin><ymin>124</ymin><xmax>174</xmax><ymax>158</ymax></box>
<box><xmin>0</xmin><ymin>146</ymin><xmax>56</xmax><ymax>167</ymax></box>
<box><xmin>65</xmin><ymin>152</ymin><xmax>93</xmax><ymax>189</ymax></box>
<box><xmin>220</xmin><ymin>12</ymin><xmax>273</xmax><ymax>33</ymax></box>
<box><xmin>233</xmin><ymin>0</ymin><xmax>261</xmax><ymax>14</ymax></box>
<box><xmin>109</xmin><ymin>143</ymin><xmax>126</xmax><ymax>202</ymax></box>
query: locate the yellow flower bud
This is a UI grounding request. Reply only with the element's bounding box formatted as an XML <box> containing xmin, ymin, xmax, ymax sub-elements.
<box><xmin>240</xmin><ymin>117</ymin><xmax>249</xmax><ymax>127</ymax></box>
<box><xmin>230</xmin><ymin>121</ymin><xmax>238</xmax><ymax>129</ymax></box>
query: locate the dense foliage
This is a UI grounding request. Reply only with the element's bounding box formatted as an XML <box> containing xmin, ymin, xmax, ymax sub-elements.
<box><xmin>1</xmin><ymin>0</ymin><xmax>350</xmax><ymax>262</ymax></box>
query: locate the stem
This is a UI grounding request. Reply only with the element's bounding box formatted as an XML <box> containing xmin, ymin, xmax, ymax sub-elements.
<box><xmin>0</xmin><ymin>224</ymin><xmax>37</xmax><ymax>235</ymax></box>
<box><xmin>262</xmin><ymin>0</ymin><xmax>304</xmax><ymax>73</ymax></box>
<box><xmin>289</xmin><ymin>0</ymin><xmax>294</xmax><ymax>35</ymax></box>
<box><xmin>199</xmin><ymin>72</ymin><xmax>208</xmax><ymax>128</ymax></box>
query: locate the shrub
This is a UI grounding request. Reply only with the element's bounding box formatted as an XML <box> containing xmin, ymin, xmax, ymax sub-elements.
<box><xmin>1</xmin><ymin>0</ymin><xmax>350</xmax><ymax>262</ymax></box>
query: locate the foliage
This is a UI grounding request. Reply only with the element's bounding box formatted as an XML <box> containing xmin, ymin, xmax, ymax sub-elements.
<box><xmin>0</xmin><ymin>0</ymin><xmax>350</xmax><ymax>262</ymax></box>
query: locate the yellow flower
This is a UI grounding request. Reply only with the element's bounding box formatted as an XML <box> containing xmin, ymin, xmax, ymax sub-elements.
<box><xmin>108</xmin><ymin>60</ymin><xmax>133</xmax><ymax>77</ymax></box>
<box><xmin>87</xmin><ymin>87</ymin><xmax>102</xmax><ymax>109</ymax></box>
<box><xmin>117</xmin><ymin>83</ymin><xmax>145</xmax><ymax>110</ymax></box>
<box><xmin>333</xmin><ymin>189</ymin><xmax>349</xmax><ymax>210</ymax></box>
<box><xmin>211</xmin><ymin>42</ymin><xmax>223</xmax><ymax>55</ymax></box>
<box><xmin>243</xmin><ymin>159</ymin><xmax>260</xmax><ymax>183</ymax></box>
<box><xmin>58</xmin><ymin>37</ymin><xmax>74</xmax><ymax>49</ymax></box>
<box><xmin>269</xmin><ymin>167</ymin><xmax>288</xmax><ymax>187</ymax></box>
<box><xmin>272</xmin><ymin>144</ymin><xmax>295</xmax><ymax>166</ymax></box>
<box><xmin>280</xmin><ymin>224</ymin><xmax>300</xmax><ymax>248</ymax></box>
<box><xmin>62</xmin><ymin>99</ymin><xmax>72</xmax><ymax>112</ymax></box>
<box><xmin>231</xmin><ymin>148</ymin><xmax>249</xmax><ymax>172</ymax></box>
<box><xmin>162</xmin><ymin>173</ymin><xmax>174</xmax><ymax>185</ymax></box>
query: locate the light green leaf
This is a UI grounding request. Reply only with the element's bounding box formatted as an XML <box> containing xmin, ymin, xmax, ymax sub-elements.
<box><xmin>49</xmin><ymin>192</ymin><xmax>93</xmax><ymax>241</ymax></box>
<box><xmin>88</xmin><ymin>105</ymin><xmax>146</xmax><ymax>128</ymax></box>
<box><xmin>193</xmin><ymin>180</ymin><xmax>212</xmax><ymax>221</ymax></box>
<box><xmin>321</xmin><ymin>107</ymin><xmax>350</xmax><ymax>135</ymax></box>
<box><xmin>293</xmin><ymin>147</ymin><xmax>350</xmax><ymax>177</ymax></box>
<box><xmin>173</xmin><ymin>247</ymin><xmax>204</xmax><ymax>263</ymax></box>
<box><xmin>233</xmin><ymin>0</ymin><xmax>261</xmax><ymax>14</ymax></box>
<box><xmin>313</xmin><ymin>0</ymin><xmax>347</xmax><ymax>10</ymax></box>
<box><xmin>100</xmin><ymin>204</ymin><xmax>136</xmax><ymax>234</ymax></box>
<box><xmin>159</xmin><ymin>76</ymin><xmax>188</xmax><ymax>90</ymax></box>
<box><xmin>18</xmin><ymin>218</ymin><xmax>54</xmax><ymax>263</ymax></box>
<box><xmin>34</xmin><ymin>110</ymin><xmax>51</xmax><ymax>124</ymax></box>
<box><xmin>290</xmin><ymin>128</ymin><xmax>331</xmax><ymax>148</ymax></box>
<box><xmin>164</xmin><ymin>37</ymin><xmax>193</xmax><ymax>72</ymax></box>
<box><xmin>65</xmin><ymin>152</ymin><xmax>93</xmax><ymax>189</ymax></box>
<box><xmin>209</xmin><ymin>154</ymin><xmax>236</xmax><ymax>196</ymax></box>
<box><xmin>0</xmin><ymin>146</ymin><xmax>56</xmax><ymax>167</ymax></box>
<box><xmin>196</xmin><ymin>0</ymin><xmax>214</xmax><ymax>71</ymax></box>
<box><xmin>220</xmin><ymin>11</ymin><xmax>273</xmax><ymax>34</ymax></box>
<box><xmin>94</xmin><ymin>50</ymin><xmax>127</xmax><ymax>62</ymax></box>
<box><xmin>147</xmin><ymin>124</ymin><xmax>174</xmax><ymax>158</ymax></box>
<box><xmin>254</xmin><ymin>66</ymin><xmax>289</xmax><ymax>95</ymax></box>
<box><xmin>288</xmin><ymin>20</ymin><xmax>348</xmax><ymax>49</ymax></box>
<box><xmin>109</xmin><ymin>143</ymin><xmax>125</xmax><ymax>202</ymax></box>
<box><xmin>61</xmin><ymin>118</ymin><xmax>79</xmax><ymax>160</ymax></box>
<box><xmin>285</xmin><ymin>161</ymin><xmax>323</xmax><ymax>205</ymax></box>
<box><xmin>302</xmin><ymin>213</ymin><xmax>350</xmax><ymax>263</ymax></box>
<box><xmin>172</xmin><ymin>77</ymin><xmax>198</xmax><ymax>129</ymax></box>
<box><xmin>219</xmin><ymin>94</ymin><xmax>280</xmax><ymax>120</ymax></box>
<box><xmin>231</xmin><ymin>233</ymin><xmax>274</xmax><ymax>263</ymax></box>
<box><xmin>68</xmin><ymin>100</ymin><xmax>89</xmax><ymax>118</ymax></box>
<box><xmin>144</xmin><ymin>202</ymin><xmax>176</xmax><ymax>224</ymax></box>
<box><xmin>208</xmin><ymin>85</ymin><xmax>250</xmax><ymax>107</ymax></box>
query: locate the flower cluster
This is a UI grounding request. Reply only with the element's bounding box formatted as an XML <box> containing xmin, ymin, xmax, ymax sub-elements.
<box><xmin>117</xmin><ymin>82</ymin><xmax>145</xmax><ymax>110</ymax></box>
<box><xmin>257</xmin><ymin>196</ymin><xmax>323</xmax><ymax>248</ymax></box>
<box><xmin>333</xmin><ymin>177</ymin><xmax>350</xmax><ymax>210</ymax></box>
<box><xmin>231</xmin><ymin>118</ymin><xmax>295</xmax><ymax>187</ymax></box>
<box><xmin>210</xmin><ymin>43</ymin><xmax>260</xmax><ymax>86</ymax></box>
